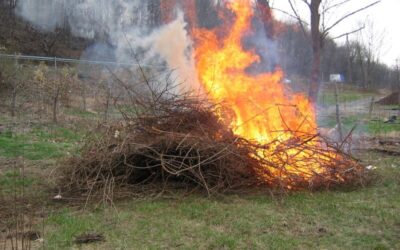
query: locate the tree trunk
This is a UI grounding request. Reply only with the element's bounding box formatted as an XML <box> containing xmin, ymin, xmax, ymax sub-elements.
<box><xmin>346</xmin><ymin>56</ymin><xmax>353</xmax><ymax>84</ymax></box>
<box><xmin>308</xmin><ymin>0</ymin><xmax>322</xmax><ymax>103</ymax></box>
<box><xmin>360</xmin><ymin>57</ymin><xmax>368</xmax><ymax>90</ymax></box>
<box><xmin>309</xmin><ymin>50</ymin><xmax>321</xmax><ymax>103</ymax></box>
<box><xmin>334</xmin><ymin>83</ymin><xmax>343</xmax><ymax>142</ymax></box>
<box><xmin>365</xmin><ymin>58</ymin><xmax>372</xmax><ymax>89</ymax></box>
<box><xmin>346</xmin><ymin>36</ymin><xmax>353</xmax><ymax>83</ymax></box>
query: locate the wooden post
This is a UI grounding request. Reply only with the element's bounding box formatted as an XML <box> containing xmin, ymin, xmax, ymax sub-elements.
<box><xmin>11</xmin><ymin>55</ymin><xmax>18</xmax><ymax>117</ymax></box>
<box><xmin>53</xmin><ymin>57</ymin><xmax>58</xmax><ymax>123</ymax></box>
<box><xmin>334</xmin><ymin>82</ymin><xmax>343</xmax><ymax>142</ymax></box>
<box><xmin>368</xmin><ymin>97</ymin><xmax>375</xmax><ymax>119</ymax></box>
<box><xmin>396</xmin><ymin>59</ymin><xmax>400</xmax><ymax>117</ymax></box>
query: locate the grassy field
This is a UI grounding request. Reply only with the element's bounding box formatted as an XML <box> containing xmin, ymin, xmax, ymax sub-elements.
<box><xmin>317</xmin><ymin>114</ymin><xmax>400</xmax><ymax>135</ymax></box>
<box><xmin>317</xmin><ymin>85</ymin><xmax>400</xmax><ymax>137</ymax></box>
<box><xmin>0</xmin><ymin>120</ymin><xmax>399</xmax><ymax>250</ymax></box>
<box><xmin>40</xmin><ymin>155</ymin><xmax>399</xmax><ymax>250</ymax></box>
<box><xmin>1</xmin><ymin>85</ymin><xmax>400</xmax><ymax>250</ymax></box>
<box><xmin>317</xmin><ymin>84</ymin><xmax>375</xmax><ymax>106</ymax></box>
<box><xmin>0</xmin><ymin>126</ymin><xmax>81</xmax><ymax>160</ymax></box>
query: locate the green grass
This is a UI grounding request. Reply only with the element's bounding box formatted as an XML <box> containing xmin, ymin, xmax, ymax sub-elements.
<box><xmin>64</xmin><ymin>107</ymin><xmax>98</xmax><ymax>119</ymax></box>
<box><xmin>318</xmin><ymin>115</ymin><xmax>400</xmax><ymax>135</ymax></box>
<box><xmin>318</xmin><ymin>89</ymin><xmax>374</xmax><ymax>106</ymax></box>
<box><xmin>45</xmin><ymin>210</ymin><xmax>103</xmax><ymax>249</ymax></box>
<box><xmin>368</xmin><ymin>121</ymin><xmax>400</xmax><ymax>135</ymax></box>
<box><xmin>42</xmin><ymin>153</ymin><xmax>400</xmax><ymax>250</ymax></box>
<box><xmin>0</xmin><ymin>88</ymin><xmax>397</xmax><ymax>249</ymax></box>
<box><xmin>31</xmin><ymin>125</ymin><xmax>83</xmax><ymax>143</ymax></box>
<box><xmin>0</xmin><ymin>170</ymin><xmax>35</xmax><ymax>194</ymax></box>
<box><xmin>0</xmin><ymin>126</ymin><xmax>82</xmax><ymax>160</ymax></box>
<box><xmin>376</xmin><ymin>105</ymin><xmax>400</xmax><ymax>110</ymax></box>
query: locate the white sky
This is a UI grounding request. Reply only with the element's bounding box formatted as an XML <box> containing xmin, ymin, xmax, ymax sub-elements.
<box><xmin>270</xmin><ymin>0</ymin><xmax>399</xmax><ymax>66</ymax></box>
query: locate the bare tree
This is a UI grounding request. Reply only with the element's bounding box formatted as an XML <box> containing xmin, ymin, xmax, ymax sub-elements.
<box><xmin>276</xmin><ymin>22</ymin><xmax>313</xmax><ymax>77</ymax></box>
<box><xmin>0</xmin><ymin>57</ymin><xmax>28</xmax><ymax>117</ymax></box>
<box><xmin>284</xmin><ymin>0</ymin><xmax>380</xmax><ymax>102</ymax></box>
<box><xmin>345</xmin><ymin>36</ymin><xmax>356</xmax><ymax>83</ymax></box>
<box><xmin>356</xmin><ymin>19</ymin><xmax>386</xmax><ymax>89</ymax></box>
<box><xmin>41</xmin><ymin>28</ymin><xmax>64</xmax><ymax>56</ymax></box>
<box><xmin>0</xmin><ymin>0</ymin><xmax>18</xmax><ymax>13</ymax></box>
<box><xmin>33</xmin><ymin>63</ymin><xmax>71</xmax><ymax>123</ymax></box>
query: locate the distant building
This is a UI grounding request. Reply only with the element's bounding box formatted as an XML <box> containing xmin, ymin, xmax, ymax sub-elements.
<box><xmin>329</xmin><ymin>74</ymin><xmax>345</xmax><ymax>83</ymax></box>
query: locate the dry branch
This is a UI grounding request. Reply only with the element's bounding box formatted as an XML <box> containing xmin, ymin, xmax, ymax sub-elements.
<box><xmin>58</xmin><ymin>96</ymin><xmax>365</xmax><ymax>200</ymax></box>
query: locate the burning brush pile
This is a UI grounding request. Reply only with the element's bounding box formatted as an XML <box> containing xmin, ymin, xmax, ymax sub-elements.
<box><xmin>59</xmin><ymin>0</ymin><xmax>366</xmax><ymax>197</ymax></box>
<box><xmin>61</xmin><ymin>99</ymin><xmax>260</xmax><ymax>195</ymax></box>
<box><xmin>60</xmin><ymin>96</ymin><xmax>365</xmax><ymax>196</ymax></box>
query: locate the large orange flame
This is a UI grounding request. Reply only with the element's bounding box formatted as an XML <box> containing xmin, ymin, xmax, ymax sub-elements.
<box><xmin>193</xmin><ymin>0</ymin><xmax>326</xmax><ymax>186</ymax></box>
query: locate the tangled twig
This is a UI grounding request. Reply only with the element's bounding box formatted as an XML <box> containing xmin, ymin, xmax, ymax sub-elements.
<box><xmin>58</xmin><ymin>98</ymin><xmax>365</xmax><ymax>200</ymax></box>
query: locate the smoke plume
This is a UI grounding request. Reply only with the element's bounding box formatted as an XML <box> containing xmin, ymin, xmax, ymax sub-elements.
<box><xmin>16</xmin><ymin>0</ymin><xmax>280</xmax><ymax>93</ymax></box>
<box><xmin>16</xmin><ymin>0</ymin><xmax>197</xmax><ymax>90</ymax></box>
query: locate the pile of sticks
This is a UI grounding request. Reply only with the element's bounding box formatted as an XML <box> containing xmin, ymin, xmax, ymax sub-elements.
<box><xmin>60</xmin><ymin>100</ymin><xmax>260</xmax><ymax>197</ymax></box>
<box><xmin>59</xmin><ymin>96</ymin><xmax>366</xmax><ymax>198</ymax></box>
<box><xmin>249</xmin><ymin>134</ymin><xmax>366</xmax><ymax>190</ymax></box>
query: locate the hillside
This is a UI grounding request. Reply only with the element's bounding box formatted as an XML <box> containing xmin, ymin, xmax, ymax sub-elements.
<box><xmin>0</xmin><ymin>8</ymin><xmax>89</xmax><ymax>58</ymax></box>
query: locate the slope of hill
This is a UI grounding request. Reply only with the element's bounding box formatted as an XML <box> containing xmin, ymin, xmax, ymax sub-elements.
<box><xmin>0</xmin><ymin>8</ymin><xmax>90</xmax><ymax>58</ymax></box>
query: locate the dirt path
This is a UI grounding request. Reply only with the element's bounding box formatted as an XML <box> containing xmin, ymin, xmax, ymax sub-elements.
<box><xmin>318</xmin><ymin>96</ymin><xmax>381</xmax><ymax>117</ymax></box>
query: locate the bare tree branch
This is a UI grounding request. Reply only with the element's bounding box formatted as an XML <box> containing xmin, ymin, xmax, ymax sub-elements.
<box><xmin>271</xmin><ymin>7</ymin><xmax>309</xmax><ymax>26</ymax></box>
<box><xmin>301</xmin><ymin>0</ymin><xmax>311</xmax><ymax>7</ymax></box>
<box><xmin>323</xmin><ymin>1</ymin><xmax>380</xmax><ymax>35</ymax></box>
<box><xmin>332</xmin><ymin>25</ymin><xmax>365</xmax><ymax>40</ymax></box>
<box><xmin>321</xmin><ymin>0</ymin><xmax>329</xmax><ymax>32</ymax></box>
<box><xmin>288</xmin><ymin>0</ymin><xmax>309</xmax><ymax>37</ymax></box>
<box><xmin>324</xmin><ymin>0</ymin><xmax>352</xmax><ymax>13</ymax></box>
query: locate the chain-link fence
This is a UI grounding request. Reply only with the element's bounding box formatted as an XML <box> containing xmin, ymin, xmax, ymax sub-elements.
<box><xmin>317</xmin><ymin>81</ymin><xmax>400</xmax><ymax>152</ymax></box>
<box><xmin>1</xmin><ymin>52</ymin><xmax>399</xmax><ymax>143</ymax></box>
<box><xmin>0</xmin><ymin>53</ymin><xmax>170</xmax><ymax>126</ymax></box>
<box><xmin>0</xmin><ymin>54</ymin><xmax>399</xmax><ymax>244</ymax></box>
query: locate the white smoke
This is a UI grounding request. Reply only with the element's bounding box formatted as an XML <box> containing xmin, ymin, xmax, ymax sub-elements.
<box><xmin>16</xmin><ymin>0</ymin><xmax>279</xmax><ymax>93</ymax></box>
<box><xmin>16</xmin><ymin>0</ymin><xmax>68</xmax><ymax>32</ymax></box>
<box><xmin>121</xmin><ymin>12</ymin><xmax>199</xmax><ymax>91</ymax></box>
<box><xmin>16</xmin><ymin>0</ymin><xmax>198</xmax><ymax>91</ymax></box>
<box><xmin>16</xmin><ymin>0</ymin><xmax>152</xmax><ymax>37</ymax></box>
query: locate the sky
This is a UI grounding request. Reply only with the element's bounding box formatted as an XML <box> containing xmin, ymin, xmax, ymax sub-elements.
<box><xmin>270</xmin><ymin>0</ymin><xmax>399</xmax><ymax>67</ymax></box>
